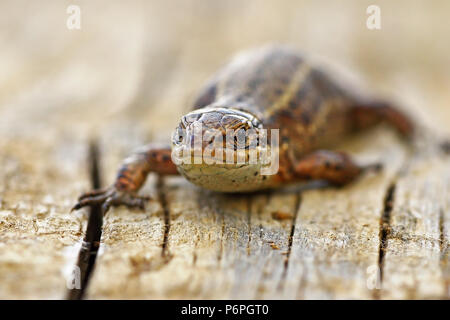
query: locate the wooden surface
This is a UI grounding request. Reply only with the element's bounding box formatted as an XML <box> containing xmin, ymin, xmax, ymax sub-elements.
<box><xmin>1</xmin><ymin>0</ymin><xmax>449</xmax><ymax>299</ymax></box>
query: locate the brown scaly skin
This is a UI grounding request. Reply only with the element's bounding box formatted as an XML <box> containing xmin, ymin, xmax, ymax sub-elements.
<box><xmin>73</xmin><ymin>46</ymin><xmax>415</xmax><ymax>214</ymax></box>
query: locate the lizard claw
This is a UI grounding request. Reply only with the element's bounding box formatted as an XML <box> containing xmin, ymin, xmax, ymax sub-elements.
<box><xmin>77</xmin><ymin>187</ymin><xmax>109</xmax><ymax>201</ymax></box>
<box><xmin>72</xmin><ymin>187</ymin><xmax>151</xmax><ymax>215</ymax></box>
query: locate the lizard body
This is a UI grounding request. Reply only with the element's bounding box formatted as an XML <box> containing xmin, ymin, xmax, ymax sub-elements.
<box><xmin>73</xmin><ymin>46</ymin><xmax>414</xmax><ymax>213</ymax></box>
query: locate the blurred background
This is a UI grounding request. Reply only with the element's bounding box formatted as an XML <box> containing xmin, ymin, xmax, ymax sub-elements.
<box><xmin>1</xmin><ymin>0</ymin><xmax>449</xmax><ymax>144</ymax></box>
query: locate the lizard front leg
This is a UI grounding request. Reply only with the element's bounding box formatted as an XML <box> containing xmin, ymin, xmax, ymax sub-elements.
<box><xmin>72</xmin><ymin>143</ymin><xmax>178</xmax><ymax>214</ymax></box>
<box><xmin>291</xmin><ymin>150</ymin><xmax>381</xmax><ymax>186</ymax></box>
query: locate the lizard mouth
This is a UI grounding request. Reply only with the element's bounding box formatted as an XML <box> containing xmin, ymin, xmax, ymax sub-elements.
<box><xmin>172</xmin><ymin>143</ymin><xmax>269</xmax><ymax>166</ymax></box>
<box><xmin>171</xmin><ymin>131</ymin><xmax>269</xmax><ymax>167</ymax></box>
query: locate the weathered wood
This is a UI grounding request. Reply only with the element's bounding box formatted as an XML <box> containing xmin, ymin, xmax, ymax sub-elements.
<box><xmin>380</xmin><ymin>144</ymin><xmax>450</xmax><ymax>299</ymax></box>
<box><xmin>0</xmin><ymin>137</ymin><xmax>87</xmax><ymax>299</ymax></box>
<box><xmin>86</xmin><ymin>171</ymin><xmax>296</xmax><ymax>299</ymax></box>
<box><xmin>442</xmin><ymin>178</ymin><xmax>450</xmax><ymax>298</ymax></box>
<box><xmin>0</xmin><ymin>1</ymin><xmax>149</xmax><ymax>299</ymax></box>
<box><xmin>86</xmin><ymin>128</ymin><xmax>411</xmax><ymax>299</ymax></box>
<box><xmin>284</xmin><ymin>129</ymin><xmax>407</xmax><ymax>299</ymax></box>
<box><xmin>2</xmin><ymin>0</ymin><xmax>450</xmax><ymax>300</ymax></box>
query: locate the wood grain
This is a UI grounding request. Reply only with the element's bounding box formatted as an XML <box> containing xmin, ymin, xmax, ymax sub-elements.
<box><xmin>1</xmin><ymin>0</ymin><xmax>450</xmax><ymax>299</ymax></box>
<box><xmin>381</xmin><ymin>145</ymin><xmax>450</xmax><ymax>299</ymax></box>
<box><xmin>0</xmin><ymin>137</ymin><xmax>87</xmax><ymax>299</ymax></box>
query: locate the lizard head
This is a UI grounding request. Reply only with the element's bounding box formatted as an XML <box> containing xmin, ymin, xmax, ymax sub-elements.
<box><xmin>171</xmin><ymin>107</ymin><xmax>277</xmax><ymax>192</ymax></box>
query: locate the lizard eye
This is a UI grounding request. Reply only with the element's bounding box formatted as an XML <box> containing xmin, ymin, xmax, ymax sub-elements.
<box><xmin>173</xmin><ymin>126</ymin><xmax>186</xmax><ymax>145</ymax></box>
<box><xmin>252</xmin><ymin>118</ymin><xmax>263</xmax><ymax>129</ymax></box>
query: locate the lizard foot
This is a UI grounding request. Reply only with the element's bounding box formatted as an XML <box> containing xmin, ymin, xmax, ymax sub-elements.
<box><xmin>72</xmin><ymin>187</ymin><xmax>151</xmax><ymax>214</ymax></box>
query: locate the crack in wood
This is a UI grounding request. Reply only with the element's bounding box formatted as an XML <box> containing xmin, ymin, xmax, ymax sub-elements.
<box><xmin>217</xmin><ymin>209</ymin><xmax>225</xmax><ymax>263</ymax></box>
<box><xmin>440</xmin><ymin>140</ymin><xmax>450</xmax><ymax>154</ymax></box>
<box><xmin>246</xmin><ymin>198</ymin><xmax>252</xmax><ymax>256</ymax></box>
<box><xmin>277</xmin><ymin>193</ymin><xmax>301</xmax><ymax>291</ymax></box>
<box><xmin>439</xmin><ymin>208</ymin><xmax>449</xmax><ymax>297</ymax></box>
<box><xmin>157</xmin><ymin>177</ymin><xmax>171</xmax><ymax>260</ymax></box>
<box><xmin>374</xmin><ymin>182</ymin><xmax>396</xmax><ymax>299</ymax></box>
<box><xmin>67</xmin><ymin>141</ymin><xmax>103</xmax><ymax>300</ymax></box>
<box><xmin>440</xmin><ymin>209</ymin><xmax>447</xmax><ymax>261</ymax></box>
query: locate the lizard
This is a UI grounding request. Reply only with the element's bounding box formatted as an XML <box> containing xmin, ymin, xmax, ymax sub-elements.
<box><xmin>72</xmin><ymin>45</ymin><xmax>417</xmax><ymax>215</ymax></box>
